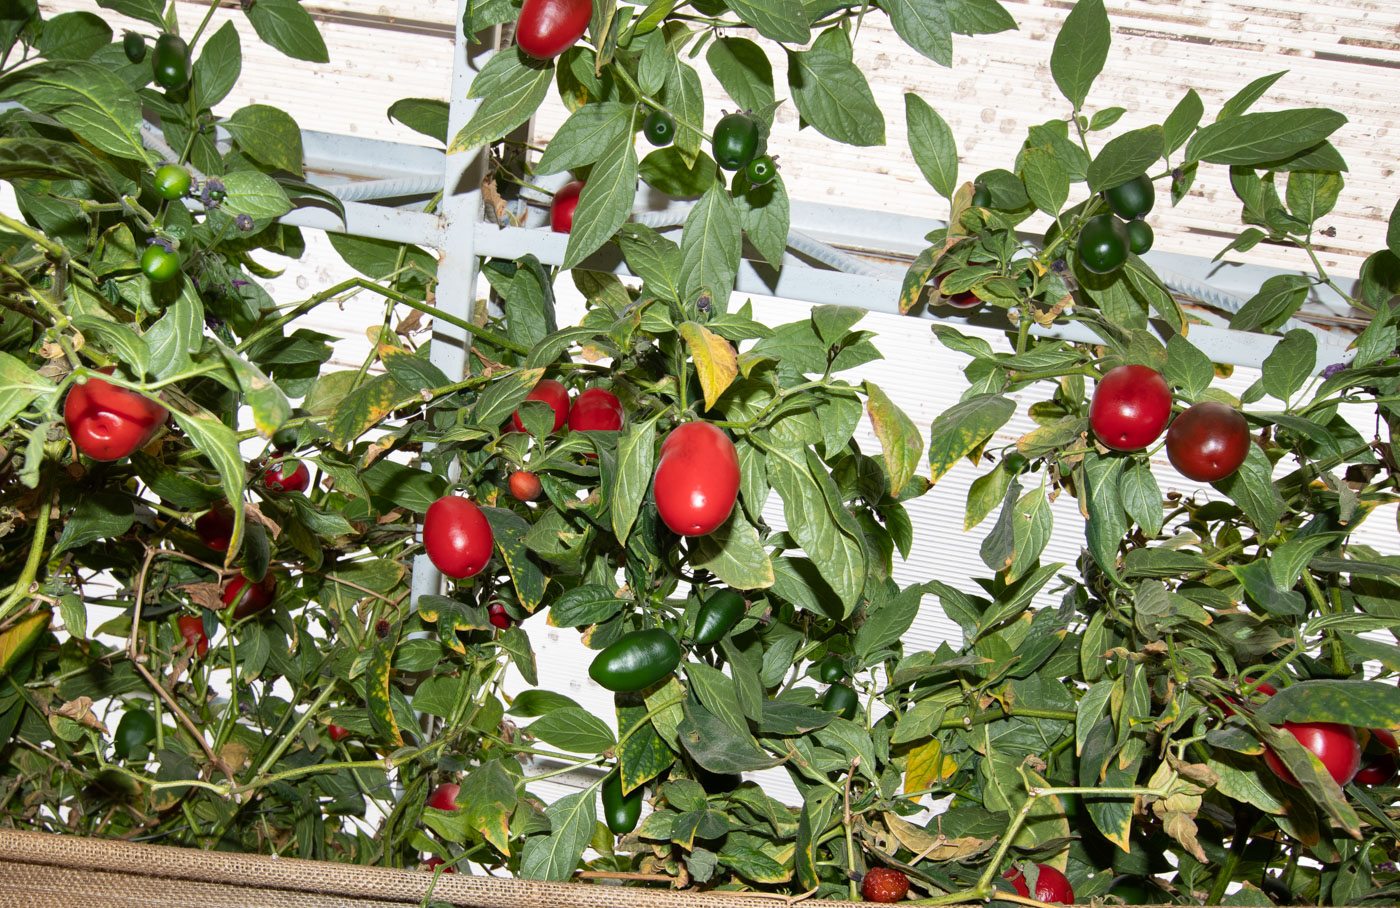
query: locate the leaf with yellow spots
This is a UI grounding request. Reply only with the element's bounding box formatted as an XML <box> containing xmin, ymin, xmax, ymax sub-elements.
<box><xmin>0</xmin><ymin>609</ymin><xmax>50</xmax><ymax>675</ymax></box>
<box><xmin>416</xmin><ymin>594</ymin><xmax>491</xmax><ymax>654</ymax></box>
<box><xmin>904</xmin><ymin>738</ymin><xmax>957</xmax><ymax>795</ymax></box>
<box><xmin>328</xmin><ymin>373</ymin><xmax>406</xmax><ymax>450</ymax></box>
<box><xmin>678</xmin><ymin>321</ymin><xmax>737</xmax><ymax>411</ymax></box>
<box><xmin>864</xmin><ymin>381</ymin><xmax>923</xmax><ymax>496</ymax></box>
<box><xmin>900</xmin><ymin>246</ymin><xmax>938</xmax><ymax>315</ymax></box>
<box><xmin>883</xmin><ymin>812</ymin><xmax>990</xmax><ymax>862</ymax></box>
<box><xmin>927</xmin><ymin>394</ymin><xmax>1016</xmax><ymax>484</ymax></box>
<box><xmin>364</xmin><ymin>620</ymin><xmax>402</xmax><ymax>746</ymax></box>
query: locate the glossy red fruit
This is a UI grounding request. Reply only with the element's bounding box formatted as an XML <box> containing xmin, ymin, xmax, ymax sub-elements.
<box><xmin>569</xmin><ymin>387</ymin><xmax>624</xmax><ymax>432</ymax></box>
<box><xmin>177</xmin><ymin>615</ymin><xmax>209</xmax><ymax>657</ymax></box>
<box><xmin>1004</xmin><ymin>865</ymin><xmax>1075</xmax><ymax>905</ymax></box>
<box><xmin>861</xmin><ymin>867</ymin><xmax>910</xmax><ymax>902</ymax></box>
<box><xmin>509</xmin><ymin>470</ymin><xmax>543</xmax><ymax>502</ymax></box>
<box><xmin>424</xmin><ymin>856</ymin><xmax>456</xmax><ymax>873</ymax></box>
<box><xmin>1217</xmin><ymin>679</ymin><xmax>1277</xmax><ymax>717</ymax></box>
<box><xmin>423</xmin><ymin>496</ymin><xmax>494</xmax><ymax>579</ymax></box>
<box><xmin>64</xmin><ymin>367</ymin><xmax>168</xmax><ymax>462</ymax></box>
<box><xmin>1263</xmin><ymin>722</ymin><xmax>1361</xmax><ymax>787</ymax></box>
<box><xmin>264</xmin><ymin>460</ymin><xmax>310</xmax><ymax>493</ymax></box>
<box><xmin>934</xmin><ymin>272</ymin><xmax>980</xmax><ymax>309</ymax></box>
<box><xmin>511</xmin><ymin>378</ymin><xmax>570</xmax><ymax>435</ymax></box>
<box><xmin>488</xmin><ymin>602</ymin><xmax>514</xmax><ymax>630</ymax></box>
<box><xmin>328</xmin><ymin>724</ymin><xmax>350</xmax><ymax>742</ymax></box>
<box><xmin>654</xmin><ymin>421</ymin><xmax>739</xmax><ymax>537</ymax></box>
<box><xmin>223</xmin><ymin>572</ymin><xmax>276</xmax><ymax>621</ymax></box>
<box><xmin>1088</xmin><ymin>365</ymin><xmax>1172</xmax><ymax>451</ymax></box>
<box><xmin>515</xmin><ymin>0</ymin><xmax>591</xmax><ymax>59</ymax></box>
<box><xmin>426</xmin><ymin>782</ymin><xmax>460</xmax><ymax>811</ymax></box>
<box><xmin>550</xmin><ymin>181</ymin><xmax>584</xmax><ymax>233</ymax></box>
<box><xmin>194</xmin><ymin>506</ymin><xmax>235</xmax><ymax>551</ymax></box>
<box><xmin>1166</xmin><ymin>401</ymin><xmax>1251</xmax><ymax>483</ymax></box>
<box><xmin>1355</xmin><ymin>750</ymin><xmax>1398</xmax><ymax>786</ymax></box>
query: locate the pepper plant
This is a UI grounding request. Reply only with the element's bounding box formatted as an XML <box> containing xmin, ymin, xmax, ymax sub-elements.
<box><xmin>0</xmin><ymin>0</ymin><xmax>1397</xmax><ymax>906</ymax></box>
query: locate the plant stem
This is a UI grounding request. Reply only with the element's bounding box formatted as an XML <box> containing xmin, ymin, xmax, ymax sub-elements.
<box><xmin>0</xmin><ymin>468</ymin><xmax>54</xmax><ymax>622</ymax></box>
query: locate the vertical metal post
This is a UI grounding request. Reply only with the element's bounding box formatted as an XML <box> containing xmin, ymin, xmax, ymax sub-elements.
<box><xmin>409</xmin><ymin>8</ymin><xmax>496</xmax><ymax>606</ymax></box>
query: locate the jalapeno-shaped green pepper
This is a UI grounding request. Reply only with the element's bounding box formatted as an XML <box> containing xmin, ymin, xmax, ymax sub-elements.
<box><xmin>601</xmin><ymin>770</ymin><xmax>643</xmax><ymax>834</ymax></box>
<box><xmin>588</xmin><ymin>628</ymin><xmax>682</xmax><ymax>692</ymax></box>
<box><xmin>816</xmin><ymin>654</ymin><xmax>845</xmax><ymax>684</ymax></box>
<box><xmin>821</xmin><ymin>682</ymin><xmax>858</xmax><ymax>720</ymax></box>
<box><xmin>152</xmin><ymin>33</ymin><xmax>190</xmax><ymax>90</ymax></box>
<box><xmin>691</xmin><ymin>589</ymin><xmax>745</xmax><ymax>647</ymax></box>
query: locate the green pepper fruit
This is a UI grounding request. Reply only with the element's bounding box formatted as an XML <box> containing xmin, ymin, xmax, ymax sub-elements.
<box><xmin>113</xmin><ymin>710</ymin><xmax>156</xmax><ymax>761</ymax></box>
<box><xmin>588</xmin><ymin>628</ymin><xmax>682</xmax><ymax>692</ymax></box>
<box><xmin>152</xmin><ymin>33</ymin><xmax>191</xmax><ymax>90</ymax></box>
<box><xmin>1106</xmin><ymin>875</ymin><xmax>1167</xmax><ymax>905</ymax></box>
<box><xmin>141</xmin><ymin>244</ymin><xmax>180</xmax><ymax>282</ymax></box>
<box><xmin>744</xmin><ymin>155</ymin><xmax>776</xmax><ymax>186</ymax></box>
<box><xmin>601</xmin><ymin>770</ymin><xmax>644</xmax><ymax>834</ymax></box>
<box><xmin>1125</xmin><ymin>218</ymin><xmax>1154</xmax><ymax>255</ymax></box>
<box><xmin>816</xmin><ymin>654</ymin><xmax>845</xmax><ymax>683</ymax></box>
<box><xmin>1076</xmin><ymin>214</ymin><xmax>1129</xmax><ymax>275</ymax></box>
<box><xmin>1104</xmin><ymin>174</ymin><xmax>1155</xmax><ymax>219</ymax></box>
<box><xmin>153</xmin><ymin>164</ymin><xmax>191</xmax><ymax>201</ymax></box>
<box><xmin>643</xmin><ymin>110</ymin><xmax>675</xmax><ymax>147</ymax></box>
<box><xmin>123</xmin><ymin>32</ymin><xmax>145</xmax><ymax>63</ymax></box>
<box><xmin>691</xmin><ymin>589</ymin><xmax>745</xmax><ymax>646</ymax></box>
<box><xmin>821</xmin><ymin>682</ymin><xmax>858</xmax><ymax>720</ymax></box>
<box><xmin>970</xmin><ymin>181</ymin><xmax>991</xmax><ymax>208</ymax></box>
<box><xmin>712</xmin><ymin>112</ymin><xmax>762</xmax><ymax>171</ymax></box>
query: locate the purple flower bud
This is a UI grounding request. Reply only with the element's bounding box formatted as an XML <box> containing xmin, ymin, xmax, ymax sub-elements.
<box><xmin>235</xmin><ymin>214</ymin><xmax>254</xmax><ymax>232</ymax></box>
<box><xmin>1321</xmin><ymin>362</ymin><xmax>1348</xmax><ymax>379</ymax></box>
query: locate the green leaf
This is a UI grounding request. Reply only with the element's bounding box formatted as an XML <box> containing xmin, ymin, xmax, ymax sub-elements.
<box><xmin>1212</xmin><ymin>442</ymin><xmax>1283</xmax><ymax>536</ymax></box>
<box><xmin>193</xmin><ymin>21</ymin><xmax>241</xmax><ymax>112</ymax></box>
<box><xmin>53</xmin><ymin>491</ymin><xmax>133</xmax><ymax>554</ymax></box>
<box><xmin>690</xmin><ymin>510</ymin><xmax>776</xmax><ymax>590</ymax></box>
<box><xmin>1163</xmin><ymin>89</ymin><xmax>1204</xmax><ymax>155</ymax></box>
<box><xmin>1081</xmin><ymin>452</ymin><xmax>1126</xmax><ymax>584</ymax></box>
<box><xmin>244</xmin><ymin>0</ymin><xmax>330</xmax><ymax>62</ymax></box>
<box><xmin>677</xmin><ymin>700</ymin><xmax>778</xmax><ymax>773</ymax></box>
<box><xmin>926</xmin><ymin>394</ymin><xmax>1015</xmax><ymax>484</ymax></box>
<box><xmin>1005</xmin><ymin>484</ymin><xmax>1053</xmax><ymax>582</ymax></box>
<box><xmin>549</xmin><ymin>585</ymin><xmax>627</xmax><ymax>628</ymax></box>
<box><xmin>168</xmin><ymin>404</ymin><xmax>244</xmax><ymax>530</ymax></box>
<box><xmin>450</xmin><ymin>50</ymin><xmax>553</xmax><ymax>155</ymax></box>
<box><xmin>1389</xmin><ymin>200</ymin><xmax>1400</xmax><ymax>258</ymax></box>
<box><xmin>1164</xmin><ymin>334</ymin><xmax>1214</xmax><ymax>401</ymax></box>
<box><xmin>563</xmin><ymin>127</ymin><xmax>637</xmax><ymax>269</ymax></box>
<box><xmin>687</xmin><ymin>662</ymin><xmax>749</xmax><ymax>735</ymax></box>
<box><xmin>529</xmin><ymin>707</ymin><xmax>616</xmax><ymax>753</ymax></box>
<box><xmin>1261</xmin><ymin>328</ymin><xmax>1316</xmax><ymax>403</ymax></box>
<box><xmin>1217</xmin><ymin>70</ymin><xmax>1287</xmax><ymax>121</ymax></box>
<box><xmin>0</xmin><ymin>61</ymin><xmax>148</xmax><ymax>163</ymax></box>
<box><xmin>618</xmin><ymin>225</ymin><xmax>684</xmax><ymax>301</ymax></box>
<box><xmin>0</xmin><ymin>353</ymin><xmax>53</xmax><ymax>431</ymax></box>
<box><xmin>612</xmin><ymin>412</ymin><xmax>659</xmax><ymax>546</ymax></box>
<box><xmin>220</xmin><ymin>169</ymin><xmax>293</xmax><ymax>219</ymax></box>
<box><xmin>767</xmin><ymin>444</ymin><xmax>867</xmax><ymax>615</ymax></box>
<box><xmin>536</xmin><ymin>101</ymin><xmax>631</xmax><ymax>174</ymax></box>
<box><xmin>854</xmin><ymin>583</ymin><xmax>921</xmax><ymax>661</ymax></box>
<box><xmin>864</xmin><ymin>380</ymin><xmax>923</xmax><ymax>497</ymax></box>
<box><xmin>1286</xmin><ymin>169</ymin><xmax>1342</xmax><ymax>226</ymax></box>
<box><xmin>362</xmin><ymin>458</ymin><xmax>448</xmax><ymax>513</ymax></box>
<box><xmin>1185</xmin><ymin>109</ymin><xmax>1347</xmax><ymax>166</ymax></box>
<box><xmin>1020</xmin><ymin>144</ymin><xmax>1069</xmax><ymax>216</ymax></box>
<box><xmin>724</xmin><ymin>0</ymin><xmax>809</xmax><ymax>43</ymax></box>
<box><xmin>905</xmin><ymin>94</ymin><xmax>957</xmax><ymax>198</ymax></box>
<box><xmin>519</xmin><ymin>789</ymin><xmax>596</xmax><ymax>881</ymax></box>
<box><xmin>639</xmin><ymin>147</ymin><xmax>718</xmax><ymax>198</ymax></box>
<box><xmin>882</xmin><ymin>0</ymin><xmax>952</xmax><ymax>66</ymax></box>
<box><xmin>718</xmin><ymin>844</ymin><xmax>790</xmax><ymax>884</ymax></box>
<box><xmin>1049</xmin><ymin>0</ymin><xmax>1110</xmax><ymax>110</ymax></box>
<box><xmin>224</xmin><ymin>104</ymin><xmax>303</xmax><ymax>176</ymax></box>
<box><xmin>37</xmin><ymin>11</ymin><xmax>110</xmax><ymax>60</ymax></box>
<box><xmin>617</xmin><ymin>701</ymin><xmax>675</xmax><ymax>794</ymax></box>
<box><xmin>732</xmin><ymin>171</ymin><xmax>789</xmax><ymax>269</ymax></box>
<box><xmin>786</xmin><ymin>29</ymin><xmax>885</xmax><ymax>147</ymax></box>
<box><xmin>1086</xmin><ymin>125</ymin><xmax>1163</xmax><ymax>192</ymax></box>
<box><xmin>0</xmin><ymin>137</ymin><xmax>129</xmax><ymax>197</ymax></box>
<box><xmin>327</xmin><ymin>373</ymin><xmax>402</xmax><ymax>449</ymax></box>
<box><xmin>706</xmin><ymin>38</ymin><xmax>775</xmax><ymax>113</ymax></box>
<box><xmin>471</xmin><ymin>367</ymin><xmax>545</xmax><ymax>429</ymax></box>
<box><xmin>96</xmin><ymin>0</ymin><xmax>164</xmax><ymax>28</ymax></box>
<box><xmin>1118</xmin><ymin>460</ymin><xmax>1163</xmax><ymax>536</ymax></box>
<box><xmin>387</xmin><ymin>98</ymin><xmax>450</xmax><ymax>145</ymax></box>
<box><xmin>678</xmin><ymin>181</ymin><xmax>742</xmax><ymax>301</ymax></box>
<box><xmin>1229</xmin><ymin>274</ymin><xmax>1309</xmax><ymax>334</ymax></box>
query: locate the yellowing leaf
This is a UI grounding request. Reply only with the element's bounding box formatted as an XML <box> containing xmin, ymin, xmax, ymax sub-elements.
<box><xmin>883</xmin><ymin>813</ymin><xmax>989</xmax><ymax>863</ymax></box>
<box><xmin>0</xmin><ymin>609</ymin><xmax>50</xmax><ymax>674</ymax></box>
<box><xmin>904</xmin><ymin>738</ymin><xmax>957</xmax><ymax>794</ymax></box>
<box><xmin>865</xmin><ymin>381</ymin><xmax>923</xmax><ymax>496</ymax></box>
<box><xmin>678</xmin><ymin>321</ymin><xmax>738</xmax><ymax>411</ymax></box>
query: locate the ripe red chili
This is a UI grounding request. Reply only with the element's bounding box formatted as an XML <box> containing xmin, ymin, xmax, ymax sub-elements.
<box><xmin>424</xmin><ymin>857</ymin><xmax>456</xmax><ymax>873</ymax></box>
<box><xmin>223</xmin><ymin>571</ymin><xmax>276</xmax><ymax>621</ymax></box>
<box><xmin>64</xmin><ymin>367</ymin><xmax>168</xmax><ymax>462</ymax></box>
<box><xmin>653</xmin><ymin>421</ymin><xmax>740</xmax><ymax>537</ymax></box>
<box><xmin>1356</xmin><ymin>728</ymin><xmax>1399</xmax><ymax>785</ymax></box>
<box><xmin>509</xmin><ymin>470</ymin><xmax>543</xmax><ymax>502</ymax></box>
<box><xmin>1088</xmin><ymin>364</ymin><xmax>1172</xmax><ymax>451</ymax></box>
<box><xmin>426</xmin><ymin>782</ymin><xmax>460</xmax><ymax>811</ymax></box>
<box><xmin>488</xmin><ymin>602</ymin><xmax>514</xmax><ymax>630</ymax></box>
<box><xmin>177</xmin><ymin>614</ymin><xmax>209</xmax><ymax>657</ymax></box>
<box><xmin>512</xmin><ymin>378</ymin><xmax>570</xmax><ymax>435</ymax></box>
<box><xmin>1165</xmin><ymin>401</ymin><xmax>1250</xmax><ymax>483</ymax></box>
<box><xmin>328</xmin><ymin>724</ymin><xmax>351</xmax><ymax>742</ymax></box>
<box><xmin>1263</xmin><ymin>721</ymin><xmax>1361</xmax><ymax>787</ymax></box>
<box><xmin>1004</xmin><ymin>865</ymin><xmax>1075</xmax><ymax>905</ymax></box>
<box><xmin>551</xmin><ymin>181</ymin><xmax>584</xmax><ymax>233</ymax></box>
<box><xmin>861</xmin><ymin>867</ymin><xmax>909</xmax><ymax>903</ymax></box>
<box><xmin>423</xmin><ymin>496</ymin><xmax>494</xmax><ymax>579</ymax></box>
<box><xmin>194</xmin><ymin>506</ymin><xmax>235</xmax><ymax>552</ymax></box>
<box><xmin>264</xmin><ymin>460</ymin><xmax>310</xmax><ymax>493</ymax></box>
<box><xmin>515</xmin><ymin>0</ymin><xmax>591</xmax><ymax>59</ymax></box>
<box><xmin>934</xmin><ymin>272</ymin><xmax>980</xmax><ymax>309</ymax></box>
<box><xmin>568</xmin><ymin>387</ymin><xmax>624</xmax><ymax>432</ymax></box>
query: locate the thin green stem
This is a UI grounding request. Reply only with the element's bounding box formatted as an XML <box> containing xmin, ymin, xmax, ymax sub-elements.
<box><xmin>0</xmin><ymin>468</ymin><xmax>54</xmax><ymax>622</ymax></box>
